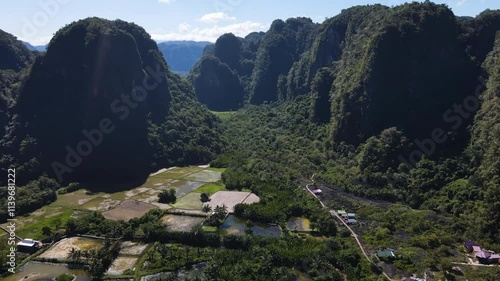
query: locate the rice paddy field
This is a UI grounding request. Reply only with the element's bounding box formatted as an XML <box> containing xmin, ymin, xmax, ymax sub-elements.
<box><xmin>0</xmin><ymin>166</ymin><xmax>225</xmax><ymax>239</ymax></box>
<box><xmin>161</xmin><ymin>214</ymin><xmax>205</xmax><ymax>232</ymax></box>
<box><xmin>39</xmin><ymin>237</ymin><xmax>103</xmax><ymax>260</ymax></box>
<box><xmin>206</xmin><ymin>191</ymin><xmax>260</xmax><ymax>213</ymax></box>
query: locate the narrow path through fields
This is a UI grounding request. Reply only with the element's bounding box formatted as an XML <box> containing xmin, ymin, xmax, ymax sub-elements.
<box><xmin>305</xmin><ymin>174</ymin><xmax>396</xmax><ymax>281</ymax></box>
<box><xmin>0</xmin><ymin>225</ymin><xmax>23</xmax><ymax>241</ymax></box>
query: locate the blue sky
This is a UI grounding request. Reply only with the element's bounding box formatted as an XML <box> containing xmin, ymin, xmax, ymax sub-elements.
<box><xmin>1</xmin><ymin>0</ymin><xmax>498</xmax><ymax>45</ymax></box>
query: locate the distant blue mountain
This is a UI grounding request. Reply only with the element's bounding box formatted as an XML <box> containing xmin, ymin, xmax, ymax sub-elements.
<box><xmin>22</xmin><ymin>41</ymin><xmax>46</xmax><ymax>52</ymax></box>
<box><xmin>157</xmin><ymin>41</ymin><xmax>212</xmax><ymax>75</ymax></box>
<box><xmin>22</xmin><ymin>40</ymin><xmax>209</xmax><ymax>75</ymax></box>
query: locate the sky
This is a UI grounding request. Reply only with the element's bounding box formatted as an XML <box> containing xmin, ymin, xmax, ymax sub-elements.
<box><xmin>1</xmin><ymin>0</ymin><xmax>499</xmax><ymax>45</ymax></box>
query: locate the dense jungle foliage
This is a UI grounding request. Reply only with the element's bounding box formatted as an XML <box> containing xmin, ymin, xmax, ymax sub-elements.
<box><xmin>1</xmin><ymin>1</ymin><xmax>500</xmax><ymax>280</ymax></box>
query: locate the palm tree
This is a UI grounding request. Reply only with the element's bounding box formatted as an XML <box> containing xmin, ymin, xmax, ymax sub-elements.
<box><xmin>67</xmin><ymin>247</ymin><xmax>77</xmax><ymax>261</ymax></box>
<box><xmin>202</xmin><ymin>204</ymin><xmax>212</xmax><ymax>214</ymax></box>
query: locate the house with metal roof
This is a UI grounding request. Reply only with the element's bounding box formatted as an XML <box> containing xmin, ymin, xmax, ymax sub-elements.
<box><xmin>17</xmin><ymin>238</ymin><xmax>41</xmax><ymax>253</ymax></box>
<box><xmin>472</xmin><ymin>246</ymin><xmax>500</xmax><ymax>264</ymax></box>
<box><xmin>463</xmin><ymin>240</ymin><xmax>477</xmax><ymax>252</ymax></box>
<box><xmin>376</xmin><ymin>248</ymin><xmax>395</xmax><ymax>260</ymax></box>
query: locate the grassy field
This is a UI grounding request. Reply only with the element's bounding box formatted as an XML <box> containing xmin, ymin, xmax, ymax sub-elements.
<box><xmin>184</xmin><ymin>170</ymin><xmax>222</xmax><ymax>182</ymax></box>
<box><xmin>207</xmin><ymin>167</ymin><xmax>226</xmax><ymax>173</ymax></box>
<box><xmin>194</xmin><ymin>182</ymin><xmax>226</xmax><ymax>195</ymax></box>
<box><xmin>16</xmin><ymin>207</ymin><xmax>73</xmax><ymax>240</ymax></box>
<box><xmin>211</xmin><ymin>111</ymin><xmax>236</xmax><ymax>120</ymax></box>
<box><xmin>171</xmin><ymin>193</ymin><xmax>203</xmax><ymax>210</ymax></box>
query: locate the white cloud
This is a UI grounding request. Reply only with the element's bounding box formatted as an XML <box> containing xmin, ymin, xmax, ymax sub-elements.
<box><xmin>158</xmin><ymin>0</ymin><xmax>175</xmax><ymax>4</ymax></box>
<box><xmin>17</xmin><ymin>35</ymin><xmax>52</xmax><ymax>45</ymax></box>
<box><xmin>456</xmin><ymin>0</ymin><xmax>467</xmax><ymax>6</ymax></box>
<box><xmin>152</xmin><ymin>21</ymin><xmax>268</xmax><ymax>42</ymax></box>
<box><xmin>198</xmin><ymin>12</ymin><xmax>236</xmax><ymax>24</ymax></box>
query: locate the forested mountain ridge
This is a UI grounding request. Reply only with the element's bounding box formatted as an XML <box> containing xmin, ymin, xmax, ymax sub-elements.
<box><xmin>468</xmin><ymin>31</ymin><xmax>500</xmax><ymax>242</ymax></box>
<box><xmin>22</xmin><ymin>41</ymin><xmax>47</xmax><ymax>52</ymax></box>
<box><xmin>0</xmin><ymin>29</ymin><xmax>37</xmax><ymax>151</ymax></box>
<box><xmin>189</xmin><ymin>18</ymin><xmax>319</xmax><ymax>110</ymax></box>
<box><xmin>188</xmin><ymin>32</ymin><xmax>265</xmax><ymax>111</ymax></box>
<box><xmin>191</xmin><ymin>4</ymin><xmax>499</xmax><ymax>147</ymax></box>
<box><xmin>0</xmin><ymin>18</ymin><xmax>223</xmax><ymax>188</ymax></box>
<box><xmin>205</xmin><ymin>1</ymin><xmax>500</xmax><ymax>254</ymax></box>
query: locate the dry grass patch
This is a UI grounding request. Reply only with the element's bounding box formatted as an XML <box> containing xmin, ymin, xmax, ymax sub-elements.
<box><xmin>102</xmin><ymin>200</ymin><xmax>157</xmax><ymax>221</ymax></box>
<box><xmin>39</xmin><ymin>237</ymin><xmax>102</xmax><ymax>260</ymax></box>
<box><xmin>161</xmin><ymin>215</ymin><xmax>205</xmax><ymax>232</ymax></box>
<box><xmin>106</xmin><ymin>256</ymin><xmax>138</xmax><ymax>275</ymax></box>
<box><xmin>207</xmin><ymin>191</ymin><xmax>260</xmax><ymax>213</ymax></box>
<box><xmin>183</xmin><ymin>170</ymin><xmax>222</xmax><ymax>183</ymax></box>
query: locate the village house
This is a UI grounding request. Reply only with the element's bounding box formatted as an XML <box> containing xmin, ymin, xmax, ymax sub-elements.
<box><xmin>472</xmin><ymin>246</ymin><xmax>500</xmax><ymax>264</ymax></box>
<box><xmin>376</xmin><ymin>248</ymin><xmax>395</xmax><ymax>260</ymax></box>
<box><xmin>17</xmin><ymin>238</ymin><xmax>42</xmax><ymax>253</ymax></box>
<box><xmin>346</xmin><ymin>218</ymin><xmax>357</xmax><ymax>224</ymax></box>
<box><xmin>463</xmin><ymin>240</ymin><xmax>478</xmax><ymax>252</ymax></box>
<box><xmin>313</xmin><ymin>189</ymin><xmax>323</xmax><ymax>195</ymax></box>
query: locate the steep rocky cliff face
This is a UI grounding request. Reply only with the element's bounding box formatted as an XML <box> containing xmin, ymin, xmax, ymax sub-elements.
<box><xmin>330</xmin><ymin>3</ymin><xmax>478</xmax><ymax>152</ymax></box>
<box><xmin>468</xmin><ymin>32</ymin><xmax>500</xmax><ymax>241</ymax></box>
<box><xmin>2</xmin><ymin>18</ymin><xmax>222</xmax><ymax>185</ymax></box>
<box><xmin>189</xmin><ymin>18</ymin><xmax>318</xmax><ymax>110</ymax></box>
<box><xmin>0</xmin><ymin>29</ymin><xmax>35</xmax><ymax>151</ymax></box>
<box><xmin>286</xmin><ymin>5</ymin><xmax>389</xmax><ymax>100</ymax></box>
<box><xmin>249</xmin><ymin>18</ymin><xmax>318</xmax><ymax>104</ymax></box>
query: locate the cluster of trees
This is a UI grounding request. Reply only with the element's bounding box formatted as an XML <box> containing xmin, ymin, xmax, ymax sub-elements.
<box><xmin>66</xmin><ymin>238</ymin><xmax>120</xmax><ymax>279</ymax></box>
<box><xmin>0</xmin><ymin>177</ymin><xmax>59</xmax><ymax>222</ymax></box>
<box><xmin>206</xmin><ymin>205</ymin><xmax>228</xmax><ymax>226</ymax></box>
<box><xmin>140</xmin><ymin>236</ymin><xmax>376</xmax><ymax>280</ymax></box>
<box><xmin>158</xmin><ymin>189</ymin><xmax>176</xmax><ymax>204</ymax></box>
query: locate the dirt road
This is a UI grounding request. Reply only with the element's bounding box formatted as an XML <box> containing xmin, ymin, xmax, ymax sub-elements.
<box><xmin>305</xmin><ymin>174</ymin><xmax>396</xmax><ymax>281</ymax></box>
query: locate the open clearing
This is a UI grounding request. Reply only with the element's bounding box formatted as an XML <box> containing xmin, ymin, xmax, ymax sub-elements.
<box><xmin>161</xmin><ymin>214</ymin><xmax>205</xmax><ymax>232</ymax></box>
<box><xmin>169</xmin><ymin>180</ymin><xmax>205</xmax><ymax>197</ymax></box>
<box><xmin>194</xmin><ymin>183</ymin><xmax>226</xmax><ymax>195</ymax></box>
<box><xmin>153</xmin><ymin>166</ymin><xmax>202</xmax><ymax>179</ymax></box>
<box><xmin>211</xmin><ymin>111</ymin><xmax>236</xmax><ymax>120</ymax></box>
<box><xmin>242</xmin><ymin>193</ymin><xmax>260</xmax><ymax>204</ymax></box>
<box><xmin>103</xmin><ymin>200</ymin><xmax>157</xmax><ymax>221</ymax></box>
<box><xmin>171</xmin><ymin>193</ymin><xmax>204</xmax><ymax>210</ymax></box>
<box><xmin>107</xmin><ymin>256</ymin><xmax>138</xmax><ymax>275</ymax></box>
<box><xmin>184</xmin><ymin>170</ymin><xmax>222</xmax><ymax>183</ymax></box>
<box><xmin>287</xmin><ymin>217</ymin><xmax>312</xmax><ymax>232</ymax></box>
<box><xmin>39</xmin><ymin>237</ymin><xmax>103</xmax><ymax>260</ymax></box>
<box><xmin>119</xmin><ymin>241</ymin><xmax>148</xmax><ymax>256</ymax></box>
<box><xmin>207</xmin><ymin>191</ymin><xmax>260</xmax><ymax>213</ymax></box>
